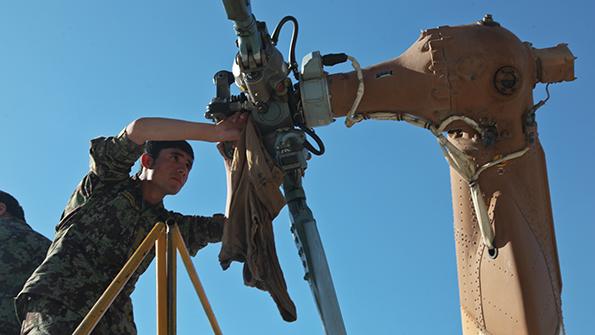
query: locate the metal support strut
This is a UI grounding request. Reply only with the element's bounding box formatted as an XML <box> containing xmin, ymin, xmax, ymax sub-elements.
<box><xmin>166</xmin><ymin>220</ymin><xmax>177</xmax><ymax>335</ymax></box>
<box><xmin>283</xmin><ymin>172</ymin><xmax>347</xmax><ymax>335</ymax></box>
<box><xmin>73</xmin><ymin>221</ymin><xmax>222</xmax><ymax>335</ymax></box>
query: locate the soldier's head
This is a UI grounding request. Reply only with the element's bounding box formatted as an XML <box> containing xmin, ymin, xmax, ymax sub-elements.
<box><xmin>0</xmin><ymin>190</ymin><xmax>26</xmax><ymax>222</ymax></box>
<box><xmin>138</xmin><ymin>141</ymin><xmax>195</xmax><ymax>201</ymax></box>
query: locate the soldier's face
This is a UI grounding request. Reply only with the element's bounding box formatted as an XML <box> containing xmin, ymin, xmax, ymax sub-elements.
<box><xmin>145</xmin><ymin>148</ymin><xmax>194</xmax><ymax>196</ymax></box>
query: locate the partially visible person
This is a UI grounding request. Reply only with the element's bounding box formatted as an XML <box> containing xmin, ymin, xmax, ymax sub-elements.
<box><xmin>0</xmin><ymin>191</ymin><xmax>51</xmax><ymax>334</ymax></box>
<box><xmin>16</xmin><ymin>113</ymin><xmax>246</xmax><ymax>334</ymax></box>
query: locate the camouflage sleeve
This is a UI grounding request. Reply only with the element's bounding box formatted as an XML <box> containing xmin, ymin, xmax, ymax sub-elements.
<box><xmin>89</xmin><ymin>128</ymin><xmax>144</xmax><ymax>181</ymax></box>
<box><xmin>0</xmin><ymin>298</ymin><xmax>20</xmax><ymax>335</ymax></box>
<box><xmin>168</xmin><ymin>212</ymin><xmax>224</xmax><ymax>256</ymax></box>
<box><xmin>0</xmin><ymin>226</ymin><xmax>51</xmax><ymax>297</ymax></box>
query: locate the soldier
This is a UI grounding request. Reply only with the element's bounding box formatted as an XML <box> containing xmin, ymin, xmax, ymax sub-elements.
<box><xmin>16</xmin><ymin>114</ymin><xmax>247</xmax><ymax>334</ymax></box>
<box><xmin>0</xmin><ymin>191</ymin><xmax>51</xmax><ymax>334</ymax></box>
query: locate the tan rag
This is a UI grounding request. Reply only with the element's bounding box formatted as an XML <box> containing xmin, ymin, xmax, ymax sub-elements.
<box><xmin>218</xmin><ymin>118</ymin><xmax>297</xmax><ymax>322</ymax></box>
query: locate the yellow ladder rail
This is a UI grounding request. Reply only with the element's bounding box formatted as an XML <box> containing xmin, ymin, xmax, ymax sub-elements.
<box><xmin>172</xmin><ymin>224</ymin><xmax>223</xmax><ymax>335</ymax></box>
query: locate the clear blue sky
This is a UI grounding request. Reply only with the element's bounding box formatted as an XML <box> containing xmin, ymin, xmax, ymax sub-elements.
<box><xmin>1</xmin><ymin>1</ymin><xmax>593</xmax><ymax>334</ymax></box>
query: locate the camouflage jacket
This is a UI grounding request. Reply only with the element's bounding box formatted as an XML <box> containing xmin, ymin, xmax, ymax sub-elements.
<box><xmin>18</xmin><ymin>130</ymin><xmax>223</xmax><ymax>322</ymax></box>
<box><xmin>0</xmin><ymin>217</ymin><xmax>51</xmax><ymax>333</ymax></box>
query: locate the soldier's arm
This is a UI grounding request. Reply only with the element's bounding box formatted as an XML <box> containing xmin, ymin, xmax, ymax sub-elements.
<box><xmin>168</xmin><ymin>212</ymin><xmax>225</xmax><ymax>256</ymax></box>
<box><xmin>90</xmin><ymin>130</ymin><xmax>144</xmax><ymax>181</ymax></box>
<box><xmin>125</xmin><ymin>113</ymin><xmax>247</xmax><ymax>145</ymax></box>
<box><xmin>88</xmin><ymin>114</ymin><xmax>245</xmax><ymax>181</ymax></box>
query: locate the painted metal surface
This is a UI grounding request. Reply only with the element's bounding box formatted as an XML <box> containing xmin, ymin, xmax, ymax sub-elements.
<box><xmin>327</xmin><ymin>19</ymin><xmax>573</xmax><ymax>335</ymax></box>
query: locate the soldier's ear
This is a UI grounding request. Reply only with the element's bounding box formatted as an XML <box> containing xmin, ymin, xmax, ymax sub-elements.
<box><xmin>0</xmin><ymin>203</ymin><xmax>6</xmax><ymax>216</ymax></box>
<box><xmin>140</xmin><ymin>153</ymin><xmax>155</xmax><ymax>169</ymax></box>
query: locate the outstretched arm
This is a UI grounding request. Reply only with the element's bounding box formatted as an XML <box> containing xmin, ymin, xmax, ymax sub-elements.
<box><xmin>169</xmin><ymin>212</ymin><xmax>226</xmax><ymax>255</ymax></box>
<box><xmin>125</xmin><ymin>112</ymin><xmax>248</xmax><ymax>145</ymax></box>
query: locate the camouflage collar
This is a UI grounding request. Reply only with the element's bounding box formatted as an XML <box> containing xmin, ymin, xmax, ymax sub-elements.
<box><xmin>0</xmin><ymin>216</ymin><xmax>32</xmax><ymax>231</ymax></box>
<box><xmin>125</xmin><ymin>176</ymin><xmax>165</xmax><ymax>212</ymax></box>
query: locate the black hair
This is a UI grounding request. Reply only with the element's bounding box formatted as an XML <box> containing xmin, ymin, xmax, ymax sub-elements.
<box><xmin>0</xmin><ymin>190</ymin><xmax>25</xmax><ymax>221</ymax></box>
<box><xmin>144</xmin><ymin>140</ymin><xmax>194</xmax><ymax>160</ymax></box>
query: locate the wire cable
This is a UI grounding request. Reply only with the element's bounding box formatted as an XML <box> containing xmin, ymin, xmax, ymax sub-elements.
<box><xmin>344</xmin><ymin>55</ymin><xmax>365</xmax><ymax>128</ymax></box>
<box><xmin>271</xmin><ymin>16</ymin><xmax>300</xmax><ymax>80</ymax></box>
<box><xmin>346</xmin><ymin>110</ymin><xmax>532</xmax><ymax>250</ymax></box>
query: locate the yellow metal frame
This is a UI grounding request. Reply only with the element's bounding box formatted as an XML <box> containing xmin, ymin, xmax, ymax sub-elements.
<box><xmin>73</xmin><ymin>221</ymin><xmax>222</xmax><ymax>335</ymax></box>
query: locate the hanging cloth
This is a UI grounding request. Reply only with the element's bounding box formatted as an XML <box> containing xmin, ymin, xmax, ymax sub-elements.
<box><xmin>219</xmin><ymin>118</ymin><xmax>297</xmax><ymax>322</ymax></box>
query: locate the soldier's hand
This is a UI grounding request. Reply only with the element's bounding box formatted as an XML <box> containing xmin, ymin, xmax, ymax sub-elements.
<box><xmin>214</xmin><ymin>112</ymin><xmax>248</xmax><ymax>142</ymax></box>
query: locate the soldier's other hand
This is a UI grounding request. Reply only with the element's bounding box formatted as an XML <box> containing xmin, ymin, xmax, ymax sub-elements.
<box><xmin>211</xmin><ymin>213</ymin><xmax>226</xmax><ymax>242</ymax></box>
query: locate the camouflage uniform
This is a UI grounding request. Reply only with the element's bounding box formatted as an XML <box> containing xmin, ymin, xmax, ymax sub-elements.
<box><xmin>0</xmin><ymin>217</ymin><xmax>51</xmax><ymax>334</ymax></box>
<box><xmin>16</xmin><ymin>130</ymin><xmax>224</xmax><ymax>335</ymax></box>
